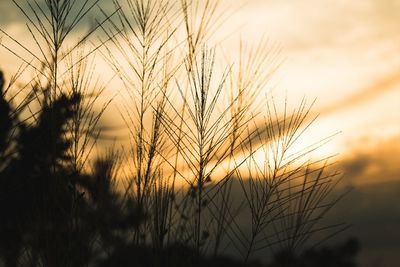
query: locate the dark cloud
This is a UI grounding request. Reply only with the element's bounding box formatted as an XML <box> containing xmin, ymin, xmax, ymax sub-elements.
<box><xmin>341</xmin><ymin>156</ymin><xmax>371</xmax><ymax>178</ymax></box>
<box><xmin>0</xmin><ymin>1</ymin><xmax>48</xmax><ymax>26</ymax></box>
<box><xmin>0</xmin><ymin>2</ymin><xmax>20</xmax><ymax>25</ymax></box>
<box><xmin>337</xmin><ymin>136</ymin><xmax>400</xmax><ymax>186</ymax></box>
<box><xmin>0</xmin><ymin>0</ymin><xmax>116</xmax><ymax>29</ymax></box>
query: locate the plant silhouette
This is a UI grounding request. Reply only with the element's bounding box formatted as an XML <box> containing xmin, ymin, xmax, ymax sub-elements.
<box><xmin>268</xmin><ymin>238</ymin><xmax>360</xmax><ymax>267</ymax></box>
<box><xmin>0</xmin><ymin>67</ymin><xmax>360</xmax><ymax>266</ymax></box>
<box><xmin>0</xmin><ymin>0</ymin><xmax>359</xmax><ymax>266</ymax></box>
<box><xmin>0</xmin><ymin>71</ymin><xmax>12</xmax><ymax>158</ymax></box>
<box><xmin>0</xmin><ymin>71</ymin><xmax>141</xmax><ymax>266</ymax></box>
<box><xmin>0</xmin><ymin>73</ymin><xmax>85</xmax><ymax>266</ymax></box>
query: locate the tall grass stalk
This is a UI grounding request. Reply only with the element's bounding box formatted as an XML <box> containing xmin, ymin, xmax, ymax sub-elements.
<box><xmin>0</xmin><ymin>1</ymin><xmax>116</xmax><ymax>265</ymax></box>
<box><xmin>0</xmin><ymin>0</ymin><xmax>347</xmax><ymax>265</ymax></box>
<box><xmin>0</xmin><ymin>0</ymin><xmax>115</xmax><ymax>164</ymax></box>
<box><xmin>98</xmin><ymin>0</ymin><xmax>346</xmax><ymax>262</ymax></box>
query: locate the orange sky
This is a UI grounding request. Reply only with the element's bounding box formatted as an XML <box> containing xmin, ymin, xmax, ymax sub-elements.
<box><xmin>0</xmin><ymin>0</ymin><xmax>399</xmax><ymax>186</ymax></box>
<box><xmin>217</xmin><ymin>0</ymin><xmax>400</xmax><ymax>185</ymax></box>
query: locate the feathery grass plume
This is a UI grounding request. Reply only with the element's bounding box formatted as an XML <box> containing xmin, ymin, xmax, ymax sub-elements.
<box><xmin>210</xmin><ymin>38</ymin><xmax>282</xmax><ymax>256</ymax></box>
<box><xmin>99</xmin><ymin>0</ymin><xmax>347</xmax><ymax>264</ymax></box>
<box><xmin>0</xmin><ymin>0</ymin><xmax>115</xmax><ymax>175</ymax></box>
<box><xmin>65</xmin><ymin>48</ymin><xmax>113</xmax><ymax>174</ymax></box>
<box><xmin>180</xmin><ymin>0</ymin><xmax>224</xmax><ymax>70</ymax></box>
<box><xmin>226</xmin><ymin>98</ymin><xmax>347</xmax><ymax>262</ymax></box>
<box><xmin>0</xmin><ymin>0</ymin><xmax>118</xmax><ymax>169</ymax></box>
<box><xmin>0</xmin><ymin>1</ymin><xmax>119</xmax><ymax>266</ymax></box>
<box><xmin>0</xmin><ymin>0</ymin><xmax>114</xmax><ymax>103</ymax></box>
<box><xmin>160</xmin><ymin>47</ymin><xmax>249</xmax><ymax>255</ymax></box>
<box><xmin>0</xmin><ymin>0</ymin><xmax>350</xmax><ymax>266</ymax></box>
<box><xmin>99</xmin><ymin>0</ymin><xmax>181</xmax><ymax>248</ymax></box>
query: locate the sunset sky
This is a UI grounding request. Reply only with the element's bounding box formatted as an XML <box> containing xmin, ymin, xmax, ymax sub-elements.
<box><xmin>1</xmin><ymin>0</ymin><xmax>398</xmax><ymax>187</ymax></box>
<box><xmin>222</xmin><ymin>0</ymin><xmax>400</xmax><ymax>187</ymax></box>
<box><xmin>0</xmin><ymin>1</ymin><xmax>399</xmax><ymax>265</ymax></box>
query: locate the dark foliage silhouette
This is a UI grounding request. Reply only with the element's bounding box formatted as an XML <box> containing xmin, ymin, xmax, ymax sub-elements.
<box><xmin>0</xmin><ymin>71</ymin><xmax>141</xmax><ymax>266</ymax></box>
<box><xmin>0</xmin><ymin>69</ymin><xmax>360</xmax><ymax>267</ymax></box>
<box><xmin>0</xmin><ymin>0</ymin><xmax>356</xmax><ymax>266</ymax></box>
<box><xmin>97</xmin><ymin>242</ymin><xmax>265</xmax><ymax>267</ymax></box>
<box><xmin>0</xmin><ymin>71</ymin><xmax>12</xmax><ymax>158</ymax></box>
<box><xmin>0</xmin><ymin>76</ymin><xmax>87</xmax><ymax>266</ymax></box>
<box><xmin>268</xmin><ymin>238</ymin><xmax>360</xmax><ymax>267</ymax></box>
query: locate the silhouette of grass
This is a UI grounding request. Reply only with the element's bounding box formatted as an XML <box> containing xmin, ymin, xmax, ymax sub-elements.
<box><xmin>0</xmin><ymin>0</ymin><xmax>351</xmax><ymax>266</ymax></box>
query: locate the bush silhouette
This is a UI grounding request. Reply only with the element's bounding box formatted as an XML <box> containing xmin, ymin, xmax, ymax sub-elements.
<box><xmin>0</xmin><ymin>76</ymin><xmax>85</xmax><ymax>265</ymax></box>
<box><xmin>0</xmin><ymin>72</ymin><xmax>141</xmax><ymax>266</ymax></box>
<box><xmin>268</xmin><ymin>238</ymin><xmax>360</xmax><ymax>267</ymax></box>
<box><xmin>0</xmin><ymin>0</ymin><xmax>355</xmax><ymax>266</ymax></box>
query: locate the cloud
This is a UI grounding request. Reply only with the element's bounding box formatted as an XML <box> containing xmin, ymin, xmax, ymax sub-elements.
<box><xmin>337</xmin><ymin>136</ymin><xmax>400</xmax><ymax>186</ymax></box>
<box><xmin>319</xmin><ymin>71</ymin><xmax>400</xmax><ymax>115</ymax></box>
<box><xmin>0</xmin><ymin>1</ymin><xmax>116</xmax><ymax>29</ymax></box>
<box><xmin>341</xmin><ymin>156</ymin><xmax>371</xmax><ymax>178</ymax></box>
